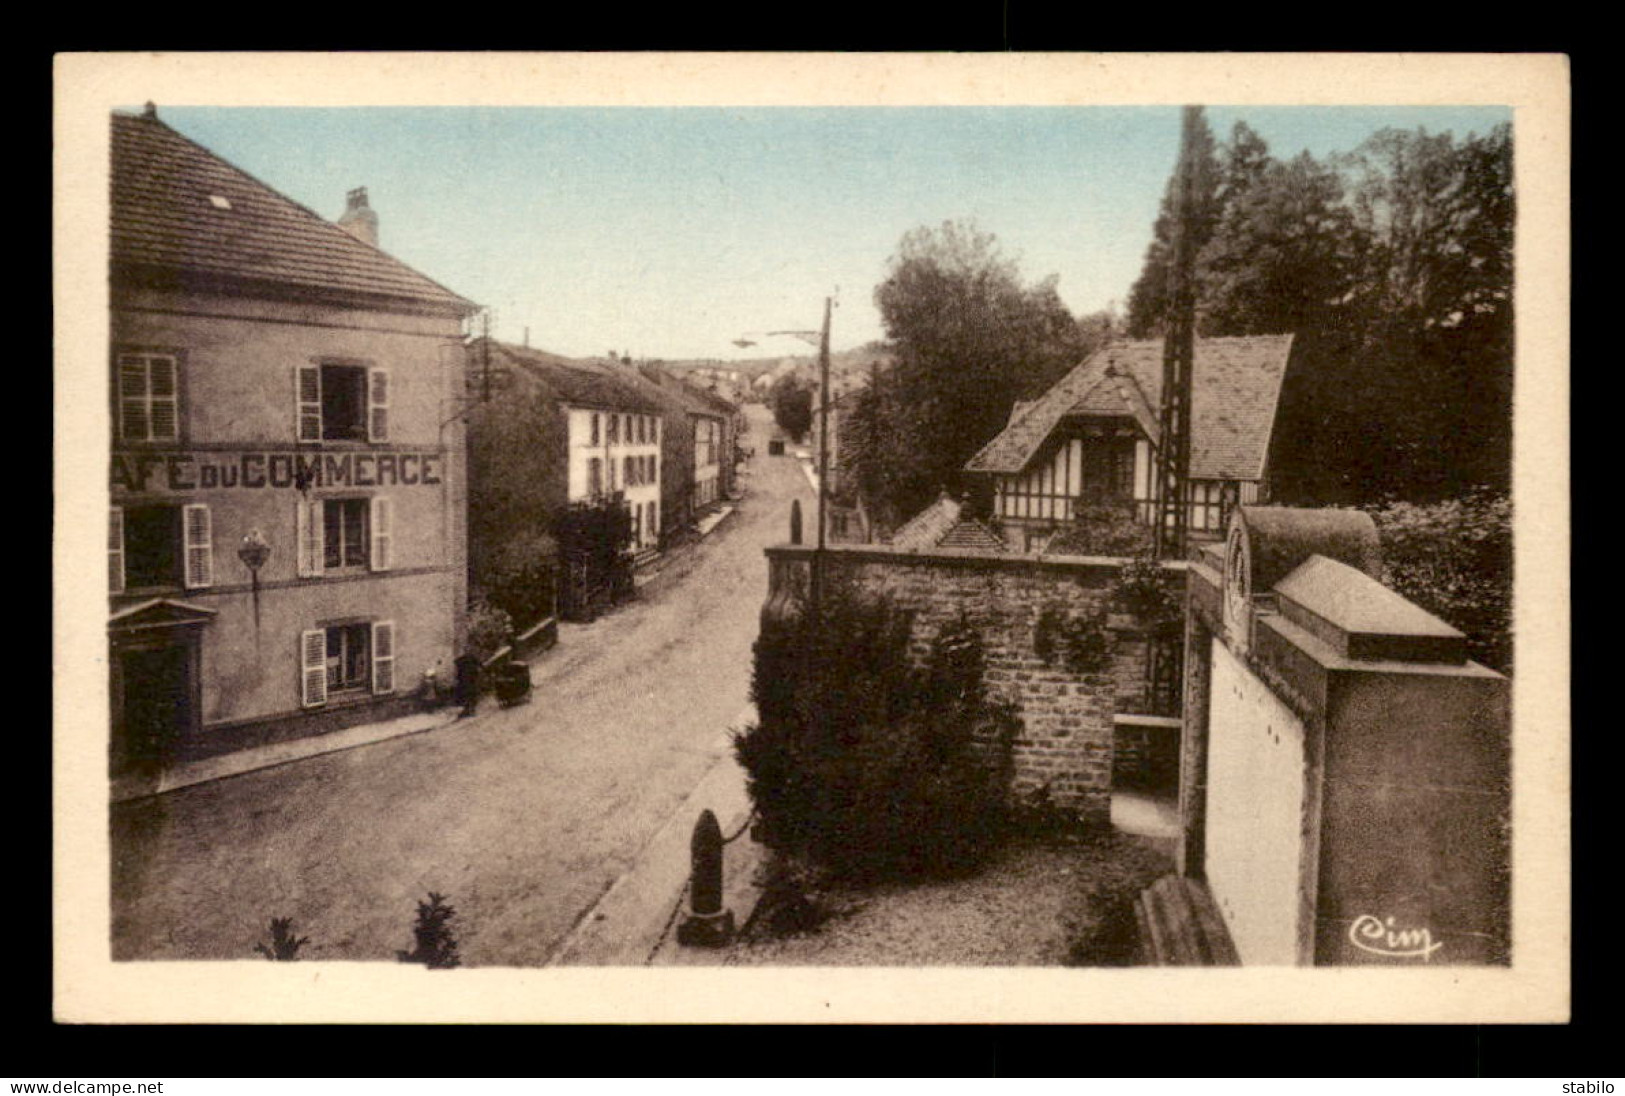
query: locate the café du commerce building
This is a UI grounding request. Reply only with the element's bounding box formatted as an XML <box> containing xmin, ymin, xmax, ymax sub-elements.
<box><xmin>107</xmin><ymin>106</ymin><xmax>478</xmax><ymax>776</ymax></box>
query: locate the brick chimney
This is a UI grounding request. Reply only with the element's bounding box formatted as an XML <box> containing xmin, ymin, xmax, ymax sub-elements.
<box><xmin>337</xmin><ymin>186</ymin><xmax>379</xmax><ymax>248</ymax></box>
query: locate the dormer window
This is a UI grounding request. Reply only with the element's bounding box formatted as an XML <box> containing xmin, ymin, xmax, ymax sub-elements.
<box><xmin>207</xmin><ymin>194</ymin><xmax>232</xmax><ymax>210</ymax></box>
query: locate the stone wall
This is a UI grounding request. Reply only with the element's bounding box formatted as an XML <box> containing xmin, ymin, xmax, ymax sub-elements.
<box><xmin>763</xmin><ymin>543</ymin><xmax>1181</xmax><ymax>823</ymax></box>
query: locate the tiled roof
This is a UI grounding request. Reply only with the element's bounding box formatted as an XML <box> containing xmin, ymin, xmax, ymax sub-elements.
<box><xmin>935</xmin><ymin>518</ymin><xmax>1007</xmax><ymax>552</ymax></box>
<box><xmin>482</xmin><ymin>341</ymin><xmax>660</xmax><ymax>414</ymax></box>
<box><xmin>629</xmin><ymin>364</ymin><xmax>729</xmax><ymax>421</ymax></box>
<box><xmin>111</xmin><ymin>111</ymin><xmax>474</xmax><ymax>314</ymax></box>
<box><xmin>889</xmin><ymin>493</ymin><xmax>1007</xmax><ymax>553</ymax></box>
<box><xmin>889</xmin><ymin>494</ymin><xmax>963</xmax><ymax>551</ymax></box>
<box><xmin>965</xmin><ymin>335</ymin><xmax>1294</xmax><ymax>482</ymax></box>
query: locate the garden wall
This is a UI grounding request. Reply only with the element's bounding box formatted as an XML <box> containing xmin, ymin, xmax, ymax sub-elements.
<box><xmin>762</xmin><ymin>542</ymin><xmax>1180</xmax><ymax>823</ymax></box>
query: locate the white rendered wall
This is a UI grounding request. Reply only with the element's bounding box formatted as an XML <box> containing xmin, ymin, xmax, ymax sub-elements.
<box><xmin>1205</xmin><ymin>636</ymin><xmax>1308</xmax><ymax>965</ymax></box>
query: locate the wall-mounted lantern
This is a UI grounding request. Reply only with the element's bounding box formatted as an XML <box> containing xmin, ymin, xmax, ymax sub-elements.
<box><xmin>239</xmin><ymin>529</ymin><xmax>271</xmax><ymax>636</ymax></box>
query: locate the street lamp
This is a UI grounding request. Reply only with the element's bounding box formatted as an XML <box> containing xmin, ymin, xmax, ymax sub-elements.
<box><xmin>238</xmin><ymin>528</ymin><xmax>271</xmax><ymax>639</ymax></box>
<box><xmin>736</xmin><ymin>293</ymin><xmax>837</xmax><ymax>619</ymax></box>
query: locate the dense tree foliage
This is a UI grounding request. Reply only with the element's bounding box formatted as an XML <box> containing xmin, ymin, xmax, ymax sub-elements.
<box><xmin>1126</xmin><ymin>114</ymin><xmax>1514</xmax><ymax>504</ymax></box>
<box><xmin>466</xmin><ymin>386</ymin><xmax>566</xmax><ymax>627</ymax></box>
<box><xmin>846</xmin><ymin>220</ymin><xmax>1098</xmax><ymax>526</ymax></box>
<box><xmin>737</xmin><ymin>591</ymin><xmax>1020</xmax><ymax>882</ymax></box>
<box><xmin>555</xmin><ymin>496</ymin><xmax>634</xmax><ymax>621</ymax></box>
<box><xmin>769</xmin><ymin>373</ymin><xmax>813</xmax><ymax>442</ymax></box>
<box><xmin>1367</xmin><ymin>492</ymin><xmax>1512</xmax><ymax>674</ymax></box>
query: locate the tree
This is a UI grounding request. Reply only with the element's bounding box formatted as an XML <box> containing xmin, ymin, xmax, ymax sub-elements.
<box><xmin>555</xmin><ymin>496</ymin><xmax>634</xmax><ymax>621</ymax></box>
<box><xmin>1122</xmin><ymin>116</ymin><xmax>1514</xmax><ymax>504</ymax></box>
<box><xmin>856</xmin><ymin>220</ymin><xmax>1086</xmax><ymax>524</ymax></box>
<box><xmin>769</xmin><ymin>373</ymin><xmax>813</xmax><ymax>442</ymax></box>
<box><xmin>1199</xmin><ymin>151</ymin><xmax>1356</xmax><ymax>337</ymax></box>
<box><xmin>1328</xmin><ymin>125</ymin><xmax>1515</xmax><ymax>498</ymax></box>
<box><xmin>466</xmin><ymin>382</ymin><xmax>567</xmax><ymax>627</ymax></box>
<box><xmin>1125</xmin><ymin>109</ymin><xmax>1221</xmax><ymax>338</ymax></box>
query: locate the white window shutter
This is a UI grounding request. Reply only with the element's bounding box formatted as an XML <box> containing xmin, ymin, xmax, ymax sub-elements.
<box><xmin>149</xmin><ymin>355</ymin><xmax>178</xmax><ymax>441</ymax></box>
<box><xmin>368</xmin><ymin>368</ymin><xmax>390</xmax><ymax>442</ymax></box>
<box><xmin>108</xmin><ymin>508</ymin><xmax>124</xmax><ymax>593</ymax></box>
<box><xmin>296</xmin><ymin>497</ymin><xmax>326</xmax><ymax>577</ymax></box>
<box><xmin>182</xmin><ymin>503</ymin><xmax>213</xmax><ymax>589</ymax></box>
<box><xmin>297</xmin><ymin>365</ymin><xmax>322</xmax><ymax>442</ymax></box>
<box><xmin>300</xmin><ymin>629</ymin><xmax>328</xmax><ymax>707</ymax></box>
<box><xmin>372</xmin><ymin>620</ymin><xmax>395</xmax><ymax>694</ymax></box>
<box><xmin>369</xmin><ymin>496</ymin><xmax>393</xmax><ymax>572</ymax></box>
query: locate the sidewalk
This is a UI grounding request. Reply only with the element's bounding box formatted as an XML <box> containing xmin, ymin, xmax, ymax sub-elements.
<box><xmin>111</xmin><ymin>705</ymin><xmax>466</xmax><ymax>804</ymax></box>
<box><xmin>634</xmin><ymin>504</ymin><xmax>737</xmax><ymax>588</ymax></box>
<box><xmin>548</xmin><ymin>703</ymin><xmax>768</xmax><ymax>966</ymax></box>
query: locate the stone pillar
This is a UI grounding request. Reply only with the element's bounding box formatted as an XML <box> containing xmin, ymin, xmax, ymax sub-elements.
<box><xmin>676</xmin><ymin>809</ymin><xmax>735</xmax><ymax>947</ymax></box>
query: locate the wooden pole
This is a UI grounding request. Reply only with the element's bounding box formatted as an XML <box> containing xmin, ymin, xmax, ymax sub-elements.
<box><xmin>1154</xmin><ymin>105</ymin><xmax>1201</xmax><ymax>562</ymax></box>
<box><xmin>812</xmin><ymin>295</ymin><xmax>832</xmax><ymax>620</ymax></box>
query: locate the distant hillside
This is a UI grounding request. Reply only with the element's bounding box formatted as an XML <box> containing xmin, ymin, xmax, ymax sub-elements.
<box><xmin>656</xmin><ymin>341</ymin><xmax>893</xmax><ymax>387</ymax></box>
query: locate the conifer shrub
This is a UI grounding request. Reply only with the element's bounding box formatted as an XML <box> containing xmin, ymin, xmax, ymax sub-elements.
<box><xmin>396</xmin><ymin>892</ymin><xmax>461</xmax><ymax>969</ymax></box>
<box><xmin>735</xmin><ymin>593</ymin><xmax>1020</xmax><ymax>885</ymax></box>
<box><xmin>253</xmin><ymin>916</ymin><xmax>309</xmax><ymax>961</ymax></box>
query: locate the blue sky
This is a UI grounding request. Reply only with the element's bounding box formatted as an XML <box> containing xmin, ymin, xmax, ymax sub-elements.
<box><xmin>150</xmin><ymin>105</ymin><xmax>1511</xmax><ymax>361</ymax></box>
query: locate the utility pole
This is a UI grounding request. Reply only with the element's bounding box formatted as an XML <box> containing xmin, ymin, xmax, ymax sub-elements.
<box><xmin>481</xmin><ymin>308</ymin><xmax>492</xmax><ymax>404</ymax></box>
<box><xmin>1153</xmin><ymin>105</ymin><xmax>1202</xmax><ymax>562</ymax></box>
<box><xmin>812</xmin><ymin>294</ymin><xmax>833</xmax><ymax>620</ymax></box>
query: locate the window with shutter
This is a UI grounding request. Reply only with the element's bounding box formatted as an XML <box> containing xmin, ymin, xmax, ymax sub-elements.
<box><xmin>109</xmin><ymin>508</ymin><xmax>124</xmax><ymax>593</ymax></box>
<box><xmin>119</xmin><ymin>357</ymin><xmax>148</xmax><ymax>441</ymax></box>
<box><xmin>117</xmin><ymin>353</ymin><xmax>180</xmax><ymax>442</ymax></box>
<box><xmin>121</xmin><ymin>506</ymin><xmax>181</xmax><ymax>588</ymax></box>
<box><xmin>322</xmin><ymin>498</ymin><xmax>368</xmax><ymax>570</ymax></box>
<box><xmin>325</xmin><ymin>624</ymin><xmax>371</xmax><ymax>692</ymax></box>
<box><xmin>147</xmin><ymin>357</ymin><xmax>177</xmax><ymax>440</ymax></box>
<box><xmin>297</xmin><ymin>365</ymin><xmax>323</xmax><ymax>441</ymax></box>
<box><xmin>370</xmin><ymin>496</ymin><xmax>393</xmax><ymax>572</ymax></box>
<box><xmin>296</xmin><ymin>497</ymin><xmax>326</xmax><ymax>577</ymax></box>
<box><xmin>300</xmin><ymin>629</ymin><xmax>328</xmax><ymax>707</ymax></box>
<box><xmin>368</xmin><ymin>368</ymin><xmax>390</xmax><ymax>442</ymax></box>
<box><xmin>182</xmin><ymin>503</ymin><xmax>213</xmax><ymax>589</ymax></box>
<box><xmin>372</xmin><ymin>620</ymin><xmax>395</xmax><ymax>694</ymax></box>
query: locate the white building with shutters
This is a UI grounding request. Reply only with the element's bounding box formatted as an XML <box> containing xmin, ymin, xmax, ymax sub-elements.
<box><xmin>107</xmin><ymin>107</ymin><xmax>477</xmax><ymax>777</ymax></box>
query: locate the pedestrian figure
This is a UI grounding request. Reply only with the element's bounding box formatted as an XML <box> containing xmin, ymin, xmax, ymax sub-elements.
<box><xmin>454</xmin><ymin>654</ymin><xmax>482</xmax><ymax>718</ymax></box>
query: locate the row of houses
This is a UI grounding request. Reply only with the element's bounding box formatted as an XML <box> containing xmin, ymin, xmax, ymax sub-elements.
<box><xmin>105</xmin><ymin>106</ymin><xmax>738</xmax><ymax>778</ymax></box>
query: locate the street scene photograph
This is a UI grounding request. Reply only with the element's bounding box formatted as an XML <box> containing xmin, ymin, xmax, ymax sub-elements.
<box><xmin>55</xmin><ymin>53</ymin><xmax>1569</xmax><ymax>1023</ymax></box>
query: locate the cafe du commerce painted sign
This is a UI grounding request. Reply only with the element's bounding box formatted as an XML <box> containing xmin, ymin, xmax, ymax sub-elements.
<box><xmin>111</xmin><ymin>451</ymin><xmax>445</xmax><ymax>494</ymax></box>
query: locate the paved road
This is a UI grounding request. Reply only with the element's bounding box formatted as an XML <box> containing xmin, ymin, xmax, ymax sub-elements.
<box><xmin>110</xmin><ymin>403</ymin><xmax>809</xmax><ymax>966</ymax></box>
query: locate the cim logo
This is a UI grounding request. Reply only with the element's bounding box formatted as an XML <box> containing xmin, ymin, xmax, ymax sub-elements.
<box><xmin>1347</xmin><ymin>914</ymin><xmax>1444</xmax><ymax>961</ymax></box>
